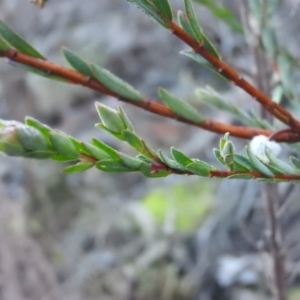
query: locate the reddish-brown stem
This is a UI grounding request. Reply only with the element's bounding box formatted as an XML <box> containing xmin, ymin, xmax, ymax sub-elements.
<box><xmin>209</xmin><ymin>170</ymin><xmax>300</xmax><ymax>181</ymax></box>
<box><xmin>150</xmin><ymin>164</ymin><xmax>300</xmax><ymax>181</ymax></box>
<box><xmin>1</xmin><ymin>49</ymin><xmax>299</xmax><ymax>143</ymax></box>
<box><xmin>169</xmin><ymin>22</ymin><xmax>300</xmax><ymax>133</ymax></box>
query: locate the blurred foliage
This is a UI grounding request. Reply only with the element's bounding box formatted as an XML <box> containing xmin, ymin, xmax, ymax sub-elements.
<box><xmin>142</xmin><ymin>180</ymin><xmax>212</xmax><ymax>232</ymax></box>
<box><xmin>289</xmin><ymin>287</ymin><xmax>300</xmax><ymax>300</ymax></box>
<box><xmin>194</xmin><ymin>0</ymin><xmax>243</xmax><ymax>33</ymax></box>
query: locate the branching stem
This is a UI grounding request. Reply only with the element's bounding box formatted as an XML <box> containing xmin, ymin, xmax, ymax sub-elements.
<box><xmin>0</xmin><ymin>49</ymin><xmax>299</xmax><ymax>143</ymax></box>
<box><xmin>169</xmin><ymin>22</ymin><xmax>300</xmax><ymax>133</ymax></box>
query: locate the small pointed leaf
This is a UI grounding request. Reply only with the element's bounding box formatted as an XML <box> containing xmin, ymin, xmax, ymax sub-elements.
<box><xmin>233</xmin><ymin>154</ymin><xmax>252</xmax><ymax>171</ymax></box>
<box><xmin>49</xmin><ymin>131</ymin><xmax>79</xmax><ymax>158</ymax></box>
<box><xmin>158</xmin><ymin>150</ymin><xmax>187</xmax><ymax>172</ymax></box>
<box><xmin>64</xmin><ymin>162</ymin><xmax>94</xmax><ymax>173</ymax></box>
<box><xmin>290</xmin><ymin>156</ymin><xmax>300</xmax><ymax>170</ymax></box>
<box><xmin>127</xmin><ymin>0</ymin><xmax>171</xmax><ymax>28</ymax></box>
<box><xmin>81</xmin><ymin>143</ymin><xmax>111</xmax><ymax>160</ymax></box>
<box><xmin>194</xmin><ymin>0</ymin><xmax>243</xmax><ymax>33</ymax></box>
<box><xmin>227</xmin><ymin>174</ymin><xmax>254</xmax><ymax>180</ymax></box>
<box><xmin>95</xmin><ymin>103</ymin><xmax>126</xmax><ymax>134</ymax></box>
<box><xmin>139</xmin><ymin>162</ymin><xmax>170</xmax><ymax>178</ymax></box>
<box><xmin>213</xmin><ymin>148</ymin><xmax>226</xmax><ymax>167</ymax></box>
<box><xmin>246</xmin><ymin>146</ymin><xmax>274</xmax><ymax>177</ymax></box>
<box><xmin>265</xmin><ymin>149</ymin><xmax>300</xmax><ymax>176</ymax></box>
<box><xmin>122</xmin><ymin>130</ymin><xmax>144</xmax><ymax>152</ymax></box>
<box><xmin>186</xmin><ymin>161</ymin><xmax>212</xmax><ymax>176</ymax></box>
<box><xmin>91</xmin><ymin>65</ymin><xmax>143</xmax><ymax>102</ymax></box>
<box><xmin>152</xmin><ymin>0</ymin><xmax>173</xmax><ymax>21</ymax></box>
<box><xmin>220</xmin><ymin>140</ymin><xmax>235</xmax><ymax>158</ymax></box>
<box><xmin>184</xmin><ymin>0</ymin><xmax>203</xmax><ymax>42</ymax></box>
<box><xmin>159</xmin><ymin>88</ymin><xmax>204</xmax><ymax>123</ymax></box>
<box><xmin>118</xmin><ymin>107</ymin><xmax>135</xmax><ymax>132</ymax></box>
<box><xmin>0</xmin><ymin>19</ymin><xmax>44</xmax><ymax>59</ymax></box>
<box><xmin>181</xmin><ymin>50</ymin><xmax>226</xmax><ymax>79</ymax></box>
<box><xmin>16</xmin><ymin>126</ymin><xmax>49</xmax><ymax>151</ymax></box>
<box><xmin>119</xmin><ymin>153</ymin><xmax>142</xmax><ymax>170</ymax></box>
<box><xmin>25</xmin><ymin>117</ymin><xmax>52</xmax><ymax>139</ymax></box>
<box><xmin>171</xmin><ymin>147</ymin><xmax>193</xmax><ymax>166</ymax></box>
<box><xmin>0</xmin><ymin>35</ymin><xmax>10</xmax><ymax>51</ymax></box>
<box><xmin>23</xmin><ymin>150</ymin><xmax>56</xmax><ymax>159</ymax></box>
<box><xmin>177</xmin><ymin>11</ymin><xmax>197</xmax><ymax>39</ymax></box>
<box><xmin>96</xmin><ymin>159</ymin><xmax>133</xmax><ymax>173</ymax></box>
<box><xmin>64</xmin><ymin>162</ymin><xmax>94</xmax><ymax>174</ymax></box>
<box><xmin>92</xmin><ymin>138</ymin><xmax>119</xmax><ymax>160</ymax></box>
<box><xmin>62</xmin><ymin>47</ymin><xmax>94</xmax><ymax>77</ymax></box>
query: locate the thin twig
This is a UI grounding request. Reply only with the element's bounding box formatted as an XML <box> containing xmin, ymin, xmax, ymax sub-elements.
<box><xmin>168</xmin><ymin>22</ymin><xmax>300</xmax><ymax>132</ymax></box>
<box><xmin>1</xmin><ymin>48</ymin><xmax>300</xmax><ymax>143</ymax></box>
<box><xmin>263</xmin><ymin>184</ymin><xmax>287</xmax><ymax>300</ymax></box>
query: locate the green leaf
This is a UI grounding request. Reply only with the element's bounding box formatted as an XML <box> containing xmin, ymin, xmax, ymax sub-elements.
<box><xmin>171</xmin><ymin>147</ymin><xmax>193</xmax><ymax>166</ymax></box>
<box><xmin>258</xmin><ymin>178</ymin><xmax>286</xmax><ymax>183</ymax></box>
<box><xmin>180</xmin><ymin>4</ymin><xmax>220</xmax><ymax>58</ymax></box>
<box><xmin>219</xmin><ymin>133</ymin><xmax>230</xmax><ymax>151</ymax></box>
<box><xmin>158</xmin><ymin>150</ymin><xmax>187</xmax><ymax>172</ymax></box>
<box><xmin>159</xmin><ymin>88</ymin><xmax>204</xmax><ymax>123</ymax></box>
<box><xmin>95</xmin><ymin>103</ymin><xmax>126</xmax><ymax>134</ymax></box>
<box><xmin>127</xmin><ymin>0</ymin><xmax>172</xmax><ymax>28</ymax></box>
<box><xmin>265</xmin><ymin>149</ymin><xmax>300</xmax><ymax>176</ymax></box>
<box><xmin>263</xmin><ymin>163</ymin><xmax>284</xmax><ymax>175</ymax></box>
<box><xmin>246</xmin><ymin>146</ymin><xmax>274</xmax><ymax>177</ymax></box>
<box><xmin>81</xmin><ymin>143</ymin><xmax>111</xmax><ymax>160</ymax></box>
<box><xmin>290</xmin><ymin>156</ymin><xmax>300</xmax><ymax>169</ymax></box>
<box><xmin>180</xmin><ymin>50</ymin><xmax>225</xmax><ymax>78</ymax></box>
<box><xmin>136</xmin><ymin>154</ymin><xmax>153</xmax><ymax>163</ymax></box>
<box><xmin>151</xmin><ymin>0</ymin><xmax>173</xmax><ymax>21</ymax></box>
<box><xmin>96</xmin><ymin>159</ymin><xmax>134</xmax><ymax>173</ymax></box>
<box><xmin>62</xmin><ymin>47</ymin><xmax>94</xmax><ymax>77</ymax></box>
<box><xmin>122</xmin><ymin>130</ymin><xmax>144</xmax><ymax>151</ymax></box>
<box><xmin>184</xmin><ymin>0</ymin><xmax>203</xmax><ymax>42</ymax></box>
<box><xmin>213</xmin><ymin>148</ymin><xmax>226</xmax><ymax>167</ymax></box>
<box><xmin>92</xmin><ymin>138</ymin><xmax>120</xmax><ymax>160</ymax></box>
<box><xmin>220</xmin><ymin>140</ymin><xmax>235</xmax><ymax>158</ymax></box>
<box><xmin>51</xmin><ymin>154</ymin><xmax>78</xmax><ymax>162</ymax></box>
<box><xmin>194</xmin><ymin>0</ymin><xmax>243</xmax><ymax>33</ymax></box>
<box><xmin>177</xmin><ymin>11</ymin><xmax>196</xmax><ymax>38</ymax></box>
<box><xmin>91</xmin><ymin>64</ymin><xmax>143</xmax><ymax>102</ymax></box>
<box><xmin>139</xmin><ymin>162</ymin><xmax>170</xmax><ymax>178</ymax></box>
<box><xmin>118</xmin><ymin>107</ymin><xmax>135</xmax><ymax>132</ymax></box>
<box><xmin>16</xmin><ymin>125</ymin><xmax>49</xmax><ymax>151</ymax></box>
<box><xmin>0</xmin><ymin>19</ymin><xmax>44</xmax><ymax>59</ymax></box>
<box><xmin>0</xmin><ymin>142</ymin><xmax>26</xmax><ymax>156</ymax></box>
<box><xmin>227</xmin><ymin>174</ymin><xmax>254</xmax><ymax>180</ymax></box>
<box><xmin>13</xmin><ymin>63</ymin><xmax>67</xmax><ymax>82</ymax></box>
<box><xmin>233</xmin><ymin>154</ymin><xmax>252</xmax><ymax>171</ymax></box>
<box><xmin>49</xmin><ymin>131</ymin><xmax>79</xmax><ymax>159</ymax></box>
<box><xmin>64</xmin><ymin>162</ymin><xmax>94</xmax><ymax>173</ymax></box>
<box><xmin>95</xmin><ymin>123</ymin><xmax>124</xmax><ymax>140</ymax></box>
<box><xmin>0</xmin><ymin>35</ymin><xmax>10</xmax><ymax>51</ymax></box>
<box><xmin>23</xmin><ymin>150</ymin><xmax>57</xmax><ymax>159</ymax></box>
<box><xmin>119</xmin><ymin>153</ymin><xmax>142</xmax><ymax>170</ymax></box>
<box><xmin>186</xmin><ymin>161</ymin><xmax>211</xmax><ymax>176</ymax></box>
<box><xmin>25</xmin><ymin>117</ymin><xmax>52</xmax><ymax>139</ymax></box>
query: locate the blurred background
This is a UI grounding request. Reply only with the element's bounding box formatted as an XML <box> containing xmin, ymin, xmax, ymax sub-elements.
<box><xmin>1</xmin><ymin>0</ymin><xmax>300</xmax><ymax>299</ymax></box>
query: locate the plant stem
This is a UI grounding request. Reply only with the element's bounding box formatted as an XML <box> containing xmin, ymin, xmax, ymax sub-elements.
<box><xmin>263</xmin><ymin>184</ymin><xmax>286</xmax><ymax>300</ymax></box>
<box><xmin>1</xmin><ymin>49</ymin><xmax>299</xmax><ymax>142</ymax></box>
